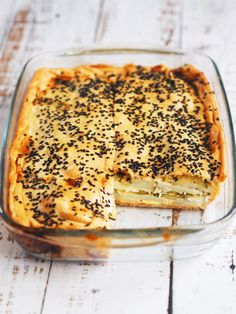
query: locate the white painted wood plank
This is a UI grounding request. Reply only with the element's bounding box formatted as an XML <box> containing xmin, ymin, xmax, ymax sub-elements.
<box><xmin>24</xmin><ymin>0</ymin><xmax>102</xmax><ymax>49</ymax></box>
<box><xmin>182</xmin><ymin>0</ymin><xmax>234</xmax><ymax>66</ymax></box>
<box><xmin>0</xmin><ymin>0</ymin><xmax>14</xmax><ymax>51</ymax></box>
<box><xmin>0</xmin><ymin>221</ymin><xmax>51</xmax><ymax>314</ymax></box>
<box><xmin>173</xmin><ymin>1</ymin><xmax>236</xmax><ymax>313</ymax></box>
<box><xmin>96</xmin><ymin>0</ymin><xmax>182</xmax><ymax>46</ymax></box>
<box><xmin>0</xmin><ymin>1</ymin><xmax>100</xmax><ymax>313</ymax></box>
<box><xmin>0</xmin><ymin>4</ymin><xmax>51</xmax><ymax>313</ymax></box>
<box><xmin>182</xmin><ymin>0</ymin><xmax>236</xmax><ymax>127</ymax></box>
<box><xmin>42</xmin><ymin>261</ymin><xmax>170</xmax><ymax>314</ymax></box>
<box><xmin>174</xmin><ymin>228</ymin><xmax>236</xmax><ymax>314</ymax></box>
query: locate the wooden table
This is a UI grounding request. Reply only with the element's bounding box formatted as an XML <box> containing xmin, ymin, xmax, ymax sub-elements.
<box><xmin>0</xmin><ymin>1</ymin><xmax>236</xmax><ymax>313</ymax></box>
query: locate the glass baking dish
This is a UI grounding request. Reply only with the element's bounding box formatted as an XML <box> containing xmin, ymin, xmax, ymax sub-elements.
<box><xmin>0</xmin><ymin>45</ymin><xmax>235</xmax><ymax>261</ymax></box>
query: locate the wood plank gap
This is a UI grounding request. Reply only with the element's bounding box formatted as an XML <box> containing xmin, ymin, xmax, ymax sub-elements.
<box><xmin>167</xmin><ymin>260</ymin><xmax>174</xmax><ymax>314</ymax></box>
<box><xmin>40</xmin><ymin>260</ymin><xmax>52</xmax><ymax>314</ymax></box>
<box><xmin>169</xmin><ymin>1</ymin><xmax>183</xmax><ymax>311</ymax></box>
<box><xmin>93</xmin><ymin>0</ymin><xmax>105</xmax><ymax>42</ymax></box>
<box><xmin>178</xmin><ymin>0</ymin><xmax>183</xmax><ymax>49</ymax></box>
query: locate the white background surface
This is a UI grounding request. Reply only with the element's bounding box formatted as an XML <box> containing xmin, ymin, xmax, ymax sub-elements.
<box><xmin>0</xmin><ymin>0</ymin><xmax>236</xmax><ymax>313</ymax></box>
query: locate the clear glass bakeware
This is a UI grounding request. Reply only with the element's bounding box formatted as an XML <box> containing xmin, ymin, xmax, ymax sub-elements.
<box><xmin>0</xmin><ymin>45</ymin><xmax>235</xmax><ymax>261</ymax></box>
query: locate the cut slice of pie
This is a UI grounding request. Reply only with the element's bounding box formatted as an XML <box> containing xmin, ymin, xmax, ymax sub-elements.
<box><xmin>114</xmin><ymin>64</ymin><xmax>225</xmax><ymax>209</ymax></box>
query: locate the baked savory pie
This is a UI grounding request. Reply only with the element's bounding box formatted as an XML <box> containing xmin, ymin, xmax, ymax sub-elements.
<box><xmin>9</xmin><ymin>64</ymin><xmax>226</xmax><ymax>229</ymax></box>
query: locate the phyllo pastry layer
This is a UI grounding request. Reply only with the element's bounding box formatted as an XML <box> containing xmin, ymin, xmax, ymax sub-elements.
<box><xmin>9</xmin><ymin>64</ymin><xmax>226</xmax><ymax>229</ymax></box>
<box><xmin>114</xmin><ymin>64</ymin><xmax>225</xmax><ymax>209</ymax></box>
<box><xmin>9</xmin><ymin>65</ymin><xmax>121</xmax><ymax>229</ymax></box>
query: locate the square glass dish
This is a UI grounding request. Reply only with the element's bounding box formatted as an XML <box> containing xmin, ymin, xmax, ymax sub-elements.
<box><xmin>0</xmin><ymin>45</ymin><xmax>236</xmax><ymax>261</ymax></box>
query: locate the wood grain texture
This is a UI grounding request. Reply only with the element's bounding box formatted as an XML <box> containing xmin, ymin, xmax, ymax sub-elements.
<box><xmin>172</xmin><ymin>1</ymin><xmax>236</xmax><ymax>313</ymax></box>
<box><xmin>42</xmin><ymin>262</ymin><xmax>170</xmax><ymax>314</ymax></box>
<box><xmin>96</xmin><ymin>0</ymin><xmax>182</xmax><ymax>46</ymax></box>
<box><xmin>174</xmin><ymin>230</ymin><xmax>236</xmax><ymax>314</ymax></box>
<box><xmin>0</xmin><ymin>0</ymin><xmax>236</xmax><ymax>313</ymax></box>
<box><xmin>182</xmin><ymin>0</ymin><xmax>236</xmax><ymax>125</ymax></box>
<box><xmin>0</xmin><ymin>1</ymin><xmax>100</xmax><ymax>313</ymax></box>
<box><xmin>0</xmin><ymin>221</ymin><xmax>51</xmax><ymax>314</ymax></box>
<box><xmin>0</xmin><ymin>0</ymin><xmax>15</xmax><ymax>52</ymax></box>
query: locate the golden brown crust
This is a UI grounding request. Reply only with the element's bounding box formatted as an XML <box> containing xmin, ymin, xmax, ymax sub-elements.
<box><xmin>113</xmin><ymin>64</ymin><xmax>225</xmax><ymax>210</ymax></box>
<box><xmin>114</xmin><ymin>64</ymin><xmax>225</xmax><ymax>183</ymax></box>
<box><xmin>9</xmin><ymin>65</ymin><xmax>120</xmax><ymax>229</ymax></box>
<box><xmin>173</xmin><ymin>65</ymin><xmax>226</xmax><ymax>182</ymax></box>
<box><xmin>9</xmin><ymin>63</ymin><xmax>226</xmax><ymax>229</ymax></box>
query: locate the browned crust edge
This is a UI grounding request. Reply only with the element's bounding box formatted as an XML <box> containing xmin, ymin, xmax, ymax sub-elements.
<box><xmin>9</xmin><ymin>69</ymin><xmax>49</xmax><ymax>227</ymax></box>
<box><xmin>116</xmin><ymin>199</ymin><xmax>204</xmax><ymax>210</ymax></box>
<box><xmin>173</xmin><ymin>64</ymin><xmax>226</xmax><ymax>182</ymax></box>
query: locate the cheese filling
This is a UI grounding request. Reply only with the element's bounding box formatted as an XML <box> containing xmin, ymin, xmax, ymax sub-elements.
<box><xmin>114</xmin><ymin>175</ymin><xmax>216</xmax><ymax>208</ymax></box>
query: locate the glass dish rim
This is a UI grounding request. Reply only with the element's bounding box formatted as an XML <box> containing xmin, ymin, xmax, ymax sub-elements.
<box><xmin>0</xmin><ymin>44</ymin><xmax>236</xmax><ymax>239</ymax></box>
